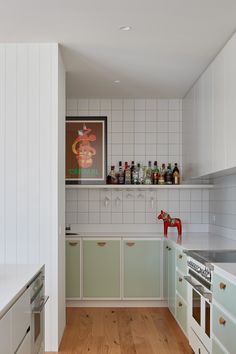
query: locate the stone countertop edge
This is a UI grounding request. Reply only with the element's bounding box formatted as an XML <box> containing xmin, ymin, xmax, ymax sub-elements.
<box><xmin>0</xmin><ymin>264</ymin><xmax>44</xmax><ymax>320</ymax></box>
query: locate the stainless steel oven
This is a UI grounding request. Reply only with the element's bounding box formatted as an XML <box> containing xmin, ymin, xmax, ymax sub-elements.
<box><xmin>184</xmin><ymin>256</ymin><xmax>213</xmax><ymax>353</ymax></box>
<box><xmin>30</xmin><ymin>271</ymin><xmax>49</xmax><ymax>354</ymax></box>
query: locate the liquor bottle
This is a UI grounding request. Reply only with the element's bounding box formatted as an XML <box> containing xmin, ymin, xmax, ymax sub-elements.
<box><xmin>158</xmin><ymin>163</ymin><xmax>166</xmax><ymax>185</ymax></box>
<box><xmin>124</xmin><ymin>163</ymin><xmax>131</xmax><ymax>184</ymax></box>
<box><xmin>138</xmin><ymin>163</ymin><xmax>144</xmax><ymax>184</ymax></box>
<box><xmin>152</xmin><ymin>161</ymin><xmax>159</xmax><ymax>185</ymax></box>
<box><xmin>166</xmin><ymin>163</ymin><xmax>173</xmax><ymax>185</ymax></box>
<box><xmin>144</xmin><ymin>161</ymin><xmax>152</xmax><ymax>184</ymax></box>
<box><xmin>108</xmin><ymin>165</ymin><xmax>117</xmax><ymax>184</ymax></box>
<box><xmin>172</xmin><ymin>163</ymin><xmax>180</xmax><ymax>185</ymax></box>
<box><xmin>117</xmin><ymin>161</ymin><xmax>124</xmax><ymax>184</ymax></box>
<box><xmin>133</xmin><ymin>163</ymin><xmax>140</xmax><ymax>184</ymax></box>
<box><xmin>130</xmin><ymin>161</ymin><xmax>135</xmax><ymax>184</ymax></box>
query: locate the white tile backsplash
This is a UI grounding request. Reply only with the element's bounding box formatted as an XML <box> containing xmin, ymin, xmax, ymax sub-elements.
<box><xmin>66</xmin><ymin>98</ymin><xmax>210</xmax><ymax>233</ymax></box>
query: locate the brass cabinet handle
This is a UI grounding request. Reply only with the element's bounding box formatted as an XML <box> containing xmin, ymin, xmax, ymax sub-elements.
<box><xmin>126</xmin><ymin>242</ymin><xmax>135</xmax><ymax>247</ymax></box>
<box><xmin>219</xmin><ymin>317</ymin><xmax>226</xmax><ymax>326</ymax></box>
<box><xmin>178</xmin><ymin>254</ymin><xmax>183</xmax><ymax>259</ymax></box>
<box><xmin>168</xmin><ymin>247</ymin><xmax>171</xmax><ymax>251</ymax></box>
<box><xmin>166</xmin><ymin>246</ymin><xmax>169</xmax><ymax>249</ymax></box>
<box><xmin>69</xmin><ymin>241</ymin><xmax>78</xmax><ymax>246</ymax></box>
<box><xmin>219</xmin><ymin>282</ymin><xmax>226</xmax><ymax>290</ymax></box>
<box><xmin>178</xmin><ymin>302</ymin><xmax>182</xmax><ymax>307</ymax></box>
<box><xmin>179</xmin><ymin>277</ymin><xmax>183</xmax><ymax>282</ymax></box>
<box><xmin>97</xmin><ymin>242</ymin><xmax>106</xmax><ymax>247</ymax></box>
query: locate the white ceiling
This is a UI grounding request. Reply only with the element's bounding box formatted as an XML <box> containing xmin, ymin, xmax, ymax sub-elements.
<box><xmin>0</xmin><ymin>0</ymin><xmax>236</xmax><ymax>98</ymax></box>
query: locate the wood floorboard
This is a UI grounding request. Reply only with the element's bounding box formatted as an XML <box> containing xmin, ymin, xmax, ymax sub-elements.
<box><xmin>46</xmin><ymin>307</ymin><xmax>192</xmax><ymax>354</ymax></box>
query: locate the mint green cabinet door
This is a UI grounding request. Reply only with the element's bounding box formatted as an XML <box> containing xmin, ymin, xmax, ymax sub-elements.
<box><xmin>83</xmin><ymin>240</ymin><xmax>120</xmax><ymax>298</ymax></box>
<box><xmin>168</xmin><ymin>242</ymin><xmax>176</xmax><ymax>316</ymax></box>
<box><xmin>66</xmin><ymin>240</ymin><xmax>80</xmax><ymax>298</ymax></box>
<box><xmin>163</xmin><ymin>240</ymin><xmax>169</xmax><ymax>299</ymax></box>
<box><xmin>176</xmin><ymin>294</ymin><xmax>187</xmax><ymax>334</ymax></box>
<box><xmin>124</xmin><ymin>240</ymin><xmax>161</xmax><ymax>298</ymax></box>
<box><xmin>213</xmin><ymin>304</ymin><xmax>236</xmax><ymax>354</ymax></box>
<box><xmin>213</xmin><ymin>273</ymin><xmax>236</xmax><ymax>318</ymax></box>
<box><xmin>212</xmin><ymin>339</ymin><xmax>226</xmax><ymax>354</ymax></box>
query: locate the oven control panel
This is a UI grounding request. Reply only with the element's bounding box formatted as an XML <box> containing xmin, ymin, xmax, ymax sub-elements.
<box><xmin>187</xmin><ymin>260</ymin><xmax>212</xmax><ymax>282</ymax></box>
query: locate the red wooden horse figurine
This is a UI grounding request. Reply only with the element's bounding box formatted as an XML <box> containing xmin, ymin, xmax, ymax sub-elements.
<box><xmin>157</xmin><ymin>210</ymin><xmax>182</xmax><ymax>238</ymax></box>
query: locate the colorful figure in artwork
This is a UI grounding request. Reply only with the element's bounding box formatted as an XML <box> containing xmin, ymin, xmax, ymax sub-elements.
<box><xmin>72</xmin><ymin>124</ymin><xmax>96</xmax><ymax>168</ymax></box>
<box><xmin>157</xmin><ymin>210</ymin><xmax>182</xmax><ymax>239</ymax></box>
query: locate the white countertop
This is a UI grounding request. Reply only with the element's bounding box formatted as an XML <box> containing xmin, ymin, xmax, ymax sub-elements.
<box><xmin>0</xmin><ymin>264</ymin><xmax>43</xmax><ymax>319</ymax></box>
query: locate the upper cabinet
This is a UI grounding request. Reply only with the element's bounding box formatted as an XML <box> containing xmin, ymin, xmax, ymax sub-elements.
<box><xmin>183</xmin><ymin>33</ymin><xmax>236</xmax><ymax>179</ymax></box>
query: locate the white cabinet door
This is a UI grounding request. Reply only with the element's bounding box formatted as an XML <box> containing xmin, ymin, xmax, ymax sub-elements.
<box><xmin>224</xmin><ymin>34</ymin><xmax>236</xmax><ymax>169</ymax></box>
<box><xmin>0</xmin><ymin>310</ymin><xmax>12</xmax><ymax>354</ymax></box>
<box><xmin>212</xmin><ymin>50</ymin><xmax>226</xmax><ymax>173</ymax></box>
<box><xmin>16</xmin><ymin>329</ymin><xmax>31</xmax><ymax>354</ymax></box>
<box><xmin>12</xmin><ymin>288</ymin><xmax>31</xmax><ymax>352</ymax></box>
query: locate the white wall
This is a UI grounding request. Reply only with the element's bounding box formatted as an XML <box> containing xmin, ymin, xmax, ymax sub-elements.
<box><xmin>0</xmin><ymin>43</ymin><xmax>65</xmax><ymax>351</ymax></box>
<box><xmin>209</xmin><ymin>174</ymin><xmax>236</xmax><ymax>240</ymax></box>
<box><xmin>66</xmin><ymin>98</ymin><xmax>183</xmax><ymax>171</ymax></box>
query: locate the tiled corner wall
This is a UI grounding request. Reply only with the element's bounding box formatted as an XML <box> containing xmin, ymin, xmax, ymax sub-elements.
<box><xmin>66</xmin><ymin>187</ymin><xmax>209</xmax><ymax>233</ymax></box>
<box><xmin>209</xmin><ymin>174</ymin><xmax>236</xmax><ymax>240</ymax></box>
<box><xmin>66</xmin><ymin>98</ymin><xmax>182</xmax><ymax>171</ymax></box>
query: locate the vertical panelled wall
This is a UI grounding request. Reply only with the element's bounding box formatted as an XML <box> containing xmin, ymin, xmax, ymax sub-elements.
<box><xmin>0</xmin><ymin>43</ymin><xmax>65</xmax><ymax>351</ymax></box>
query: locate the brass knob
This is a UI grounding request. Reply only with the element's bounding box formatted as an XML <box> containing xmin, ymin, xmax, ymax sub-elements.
<box><xmin>179</xmin><ymin>277</ymin><xmax>183</xmax><ymax>282</ymax></box>
<box><xmin>69</xmin><ymin>241</ymin><xmax>78</xmax><ymax>246</ymax></box>
<box><xmin>178</xmin><ymin>302</ymin><xmax>182</xmax><ymax>307</ymax></box>
<box><xmin>126</xmin><ymin>242</ymin><xmax>135</xmax><ymax>247</ymax></box>
<box><xmin>219</xmin><ymin>282</ymin><xmax>226</xmax><ymax>290</ymax></box>
<box><xmin>179</xmin><ymin>254</ymin><xmax>183</xmax><ymax>259</ymax></box>
<box><xmin>166</xmin><ymin>246</ymin><xmax>169</xmax><ymax>249</ymax></box>
<box><xmin>97</xmin><ymin>242</ymin><xmax>106</xmax><ymax>247</ymax></box>
<box><xmin>219</xmin><ymin>317</ymin><xmax>226</xmax><ymax>326</ymax></box>
<box><xmin>168</xmin><ymin>247</ymin><xmax>171</xmax><ymax>251</ymax></box>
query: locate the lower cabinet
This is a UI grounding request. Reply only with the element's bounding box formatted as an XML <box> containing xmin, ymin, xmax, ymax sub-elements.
<box><xmin>123</xmin><ymin>239</ymin><xmax>161</xmax><ymax>298</ymax></box>
<box><xmin>0</xmin><ymin>311</ymin><xmax>11</xmax><ymax>354</ymax></box>
<box><xmin>83</xmin><ymin>239</ymin><xmax>120</xmax><ymax>298</ymax></box>
<box><xmin>167</xmin><ymin>242</ymin><xmax>176</xmax><ymax>316</ymax></box>
<box><xmin>213</xmin><ymin>304</ymin><xmax>236</xmax><ymax>354</ymax></box>
<box><xmin>16</xmin><ymin>329</ymin><xmax>31</xmax><ymax>354</ymax></box>
<box><xmin>66</xmin><ymin>240</ymin><xmax>80</xmax><ymax>298</ymax></box>
<box><xmin>176</xmin><ymin>294</ymin><xmax>187</xmax><ymax>334</ymax></box>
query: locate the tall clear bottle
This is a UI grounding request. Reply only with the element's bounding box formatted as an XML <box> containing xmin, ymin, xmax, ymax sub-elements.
<box><xmin>144</xmin><ymin>161</ymin><xmax>153</xmax><ymax>184</ymax></box>
<box><xmin>124</xmin><ymin>162</ymin><xmax>131</xmax><ymax>184</ymax></box>
<box><xmin>158</xmin><ymin>163</ymin><xmax>166</xmax><ymax>185</ymax></box>
<box><xmin>133</xmin><ymin>163</ymin><xmax>140</xmax><ymax>184</ymax></box>
<box><xmin>152</xmin><ymin>161</ymin><xmax>159</xmax><ymax>184</ymax></box>
<box><xmin>138</xmin><ymin>163</ymin><xmax>144</xmax><ymax>184</ymax></box>
<box><xmin>117</xmin><ymin>161</ymin><xmax>124</xmax><ymax>184</ymax></box>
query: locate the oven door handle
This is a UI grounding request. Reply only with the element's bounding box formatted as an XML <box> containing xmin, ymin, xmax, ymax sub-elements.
<box><xmin>184</xmin><ymin>276</ymin><xmax>212</xmax><ymax>302</ymax></box>
<box><xmin>32</xmin><ymin>295</ymin><xmax>49</xmax><ymax>314</ymax></box>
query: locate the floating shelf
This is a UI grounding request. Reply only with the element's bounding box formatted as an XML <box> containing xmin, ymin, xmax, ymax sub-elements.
<box><xmin>65</xmin><ymin>184</ymin><xmax>213</xmax><ymax>189</ymax></box>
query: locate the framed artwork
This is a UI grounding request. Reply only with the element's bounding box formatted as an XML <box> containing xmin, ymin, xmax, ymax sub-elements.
<box><xmin>65</xmin><ymin>117</ymin><xmax>107</xmax><ymax>184</ymax></box>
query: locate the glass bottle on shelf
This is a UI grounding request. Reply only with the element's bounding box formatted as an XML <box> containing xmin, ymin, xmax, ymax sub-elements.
<box><xmin>124</xmin><ymin>162</ymin><xmax>131</xmax><ymax>184</ymax></box>
<box><xmin>138</xmin><ymin>163</ymin><xmax>144</xmax><ymax>184</ymax></box>
<box><xmin>172</xmin><ymin>163</ymin><xmax>180</xmax><ymax>185</ymax></box>
<box><xmin>152</xmin><ymin>161</ymin><xmax>159</xmax><ymax>185</ymax></box>
<box><xmin>144</xmin><ymin>161</ymin><xmax>152</xmax><ymax>184</ymax></box>
<box><xmin>117</xmin><ymin>161</ymin><xmax>124</xmax><ymax>184</ymax></box>
<box><xmin>166</xmin><ymin>163</ymin><xmax>173</xmax><ymax>185</ymax></box>
<box><xmin>158</xmin><ymin>163</ymin><xmax>166</xmax><ymax>185</ymax></box>
<box><xmin>133</xmin><ymin>163</ymin><xmax>140</xmax><ymax>184</ymax></box>
<box><xmin>130</xmin><ymin>161</ymin><xmax>135</xmax><ymax>184</ymax></box>
<box><xmin>108</xmin><ymin>165</ymin><xmax>117</xmax><ymax>184</ymax></box>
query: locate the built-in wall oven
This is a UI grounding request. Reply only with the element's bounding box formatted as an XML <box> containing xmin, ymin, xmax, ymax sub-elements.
<box><xmin>184</xmin><ymin>253</ymin><xmax>213</xmax><ymax>354</ymax></box>
<box><xmin>30</xmin><ymin>271</ymin><xmax>49</xmax><ymax>354</ymax></box>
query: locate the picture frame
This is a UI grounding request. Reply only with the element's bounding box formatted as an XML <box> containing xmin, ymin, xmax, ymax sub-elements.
<box><xmin>65</xmin><ymin>116</ymin><xmax>107</xmax><ymax>185</ymax></box>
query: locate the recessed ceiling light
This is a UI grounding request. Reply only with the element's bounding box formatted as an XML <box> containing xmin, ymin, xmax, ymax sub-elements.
<box><xmin>119</xmin><ymin>26</ymin><xmax>132</xmax><ymax>31</ymax></box>
<box><xmin>114</xmin><ymin>80</ymin><xmax>120</xmax><ymax>84</ymax></box>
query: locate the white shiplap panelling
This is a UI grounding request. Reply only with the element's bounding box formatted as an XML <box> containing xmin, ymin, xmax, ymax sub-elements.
<box><xmin>0</xmin><ymin>43</ymin><xmax>65</xmax><ymax>351</ymax></box>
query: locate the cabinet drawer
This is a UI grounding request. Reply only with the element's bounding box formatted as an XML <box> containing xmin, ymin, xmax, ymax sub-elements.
<box><xmin>213</xmin><ymin>304</ymin><xmax>236</xmax><ymax>354</ymax></box>
<box><xmin>212</xmin><ymin>339</ymin><xmax>228</xmax><ymax>354</ymax></box>
<box><xmin>0</xmin><ymin>310</ymin><xmax>11</xmax><ymax>354</ymax></box>
<box><xmin>176</xmin><ymin>294</ymin><xmax>187</xmax><ymax>334</ymax></box>
<box><xmin>176</xmin><ymin>249</ymin><xmax>187</xmax><ymax>274</ymax></box>
<box><xmin>176</xmin><ymin>270</ymin><xmax>187</xmax><ymax>301</ymax></box>
<box><xmin>12</xmin><ymin>287</ymin><xmax>31</xmax><ymax>352</ymax></box>
<box><xmin>213</xmin><ymin>273</ymin><xmax>236</xmax><ymax>318</ymax></box>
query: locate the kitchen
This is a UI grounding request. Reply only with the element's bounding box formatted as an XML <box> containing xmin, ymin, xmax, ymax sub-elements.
<box><xmin>1</xmin><ymin>1</ymin><xmax>236</xmax><ymax>353</ymax></box>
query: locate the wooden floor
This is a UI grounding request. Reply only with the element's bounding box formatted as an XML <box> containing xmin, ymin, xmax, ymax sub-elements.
<box><xmin>47</xmin><ymin>307</ymin><xmax>193</xmax><ymax>354</ymax></box>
